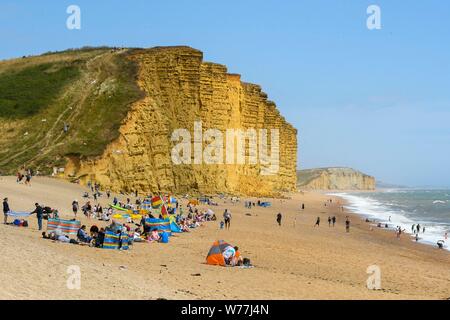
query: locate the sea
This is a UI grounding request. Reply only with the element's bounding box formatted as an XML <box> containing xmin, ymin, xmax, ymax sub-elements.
<box><xmin>330</xmin><ymin>189</ymin><xmax>450</xmax><ymax>251</ymax></box>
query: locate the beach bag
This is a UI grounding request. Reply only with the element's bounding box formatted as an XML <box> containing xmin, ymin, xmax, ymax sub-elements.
<box><xmin>13</xmin><ymin>219</ymin><xmax>20</xmax><ymax>226</ymax></box>
<box><xmin>22</xmin><ymin>220</ymin><xmax>28</xmax><ymax>227</ymax></box>
<box><xmin>160</xmin><ymin>231</ymin><xmax>169</xmax><ymax>243</ymax></box>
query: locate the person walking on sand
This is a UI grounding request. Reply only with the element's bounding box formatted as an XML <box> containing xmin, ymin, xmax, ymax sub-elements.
<box><xmin>223</xmin><ymin>209</ymin><xmax>232</xmax><ymax>230</ymax></box>
<box><xmin>276</xmin><ymin>213</ymin><xmax>282</xmax><ymax>226</ymax></box>
<box><xmin>328</xmin><ymin>216</ymin><xmax>331</xmax><ymax>227</ymax></box>
<box><xmin>24</xmin><ymin>173</ymin><xmax>30</xmax><ymax>186</ymax></box>
<box><xmin>332</xmin><ymin>216</ymin><xmax>336</xmax><ymax>227</ymax></box>
<box><xmin>301</xmin><ymin>203</ymin><xmax>305</xmax><ymax>210</ymax></box>
<box><xmin>3</xmin><ymin>198</ymin><xmax>10</xmax><ymax>224</ymax></box>
<box><xmin>314</xmin><ymin>217</ymin><xmax>320</xmax><ymax>227</ymax></box>
<box><xmin>72</xmin><ymin>200</ymin><xmax>79</xmax><ymax>218</ymax></box>
<box><xmin>345</xmin><ymin>217</ymin><xmax>350</xmax><ymax>233</ymax></box>
<box><xmin>30</xmin><ymin>203</ymin><xmax>44</xmax><ymax>231</ymax></box>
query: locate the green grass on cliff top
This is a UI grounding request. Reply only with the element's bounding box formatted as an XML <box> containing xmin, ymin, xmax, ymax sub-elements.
<box><xmin>0</xmin><ymin>48</ymin><xmax>144</xmax><ymax>174</ymax></box>
<box><xmin>0</xmin><ymin>62</ymin><xmax>81</xmax><ymax>118</ymax></box>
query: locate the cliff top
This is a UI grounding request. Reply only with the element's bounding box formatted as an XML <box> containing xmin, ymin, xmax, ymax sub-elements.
<box><xmin>297</xmin><ymin>167</ymin><xmax>375</xmax><ymax>187</ymax></box>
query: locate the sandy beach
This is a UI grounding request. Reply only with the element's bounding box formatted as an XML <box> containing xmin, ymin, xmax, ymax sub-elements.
<box><xmin>0</xmin><ymin>176</ymin><xmax>449</xmax><ymax>300</ymax></box>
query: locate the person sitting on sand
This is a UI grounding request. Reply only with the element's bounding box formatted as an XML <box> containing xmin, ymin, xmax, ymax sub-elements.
<box><xmin>95</xmin><ymin>228</ymin><xmax>105</xmax><ymax>248</ymax></box>
<box><xmin>147</xmin><ymin>229</ymin><xmax>160</xmax><ymax>242</ymax></box>
<box><xmin>52</xmin><ymin>209</ymin><xmax>60</xmax><ymax>219</ymax></box>
<box><xmin>90</xmin><ymin>225</ymin><xmax>99</xmax><ymax>237</ymax></box>
<box><xmin>77</xmin><ymin>225</ymin><xmax>92</xmax><ymax>243</ymax></box>
<box><xmin>232</xmin><ymin>246</ymin><xmax>243</xmax><ymax>266</ymax></box>
<box><xmin>133</xmin><ymin>228</ymin><xmax>144</xmax><ymax>242</ymax></box>
<box><xmin>222</xmin><ymin>245</ymin><xmax>236</xmax><ymax>266</ymax></box>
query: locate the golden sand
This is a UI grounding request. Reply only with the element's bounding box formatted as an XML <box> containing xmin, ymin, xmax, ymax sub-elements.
<box><xmin>0</xmin><ymin>176</ymin><xmax>449</xmax><ymax>299</ymax></box>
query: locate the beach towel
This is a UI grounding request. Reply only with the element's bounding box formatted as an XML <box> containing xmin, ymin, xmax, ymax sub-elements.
<box><xmin>259</xmin><ymin>202</ymin><xmax>271</xmax><ymax>207</ymax></box>
<box><xmin>47</xmin><ymin>218</ymin><xmax>81</xmax><ymax>236</ymax></box>
<box><xmin>6</xmin><ymin>211</ymin><xmax>31</xmax><ymax>217</ymax></box>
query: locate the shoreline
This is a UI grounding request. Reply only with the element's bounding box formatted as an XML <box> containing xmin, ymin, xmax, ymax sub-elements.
<box><xmin>1</xmin><ymin>177</ymin><xmax>449</xmax><ymax>299</ymax></box>
<box><xmin>327</xmin><ymin>190</ymin><xmax>450</xmax><ymax>251</ymax></box>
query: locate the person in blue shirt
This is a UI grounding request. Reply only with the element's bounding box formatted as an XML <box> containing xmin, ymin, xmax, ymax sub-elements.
<box><xmin>77</xmin><ymin>225</ymin><xmax>92</xmax><ymax>243</ymax></box>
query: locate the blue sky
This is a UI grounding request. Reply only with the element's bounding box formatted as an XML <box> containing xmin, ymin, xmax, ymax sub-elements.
<box><xmin>1</xmin><ymin>1</ymin><xmax>449</xmax><ymax>187</ymax></box>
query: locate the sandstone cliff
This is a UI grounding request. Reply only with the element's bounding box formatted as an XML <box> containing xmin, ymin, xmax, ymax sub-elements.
<box><xmin>297</xmin><ymin>167</ymin><xmax>375</xmax><ymax>191</ymax></box>
<box><xmin>64</xmin><ymin>47</ymin><xmax>297</xmax><ymax>196</ymax></box>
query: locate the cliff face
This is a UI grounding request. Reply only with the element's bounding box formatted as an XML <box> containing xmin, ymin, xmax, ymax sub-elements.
<box><xmin>297</xmin><ymin>167</ymin><xmax>375</xmax><ymax>191</ymax></box>
<box><xmin>65</xmin><ymin>47</ymin><xmax>297</xmax><ymax>196</ymax></box>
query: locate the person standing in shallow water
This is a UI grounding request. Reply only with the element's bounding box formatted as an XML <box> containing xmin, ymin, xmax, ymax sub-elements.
<box><xmin>276</xmin><ymin>213</ymin><xmax>282</xmax><ymax>226</ymax></box>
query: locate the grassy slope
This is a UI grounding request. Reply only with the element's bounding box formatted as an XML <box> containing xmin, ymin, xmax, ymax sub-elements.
<box><xmin>0</xmin><ymin>48</ymin><xmax>144</xmax><ymax>174</ymax></box>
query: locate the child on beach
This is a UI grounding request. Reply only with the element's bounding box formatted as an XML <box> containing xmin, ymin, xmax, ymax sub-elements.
<box><xmin>220</xmin><ymin>221</ymin><xmax>224</xmax><ymax>229</ymax></box>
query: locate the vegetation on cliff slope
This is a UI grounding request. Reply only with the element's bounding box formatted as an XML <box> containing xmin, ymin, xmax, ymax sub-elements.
<box><xmin>0</xmin><ymin>47</ymin><xmax>144</xmax><ymax>174</ymax></box>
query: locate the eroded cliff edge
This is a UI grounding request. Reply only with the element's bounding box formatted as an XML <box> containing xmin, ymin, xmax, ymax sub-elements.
<box><xmin>297</xmin><ymin>167</ymin><xmax>375</xmax><ymax>191</ymax></box>
<box><xmin>65</xmin><ymin>47</ymin><xmax>297</xmax><ymax>196</ymax></box>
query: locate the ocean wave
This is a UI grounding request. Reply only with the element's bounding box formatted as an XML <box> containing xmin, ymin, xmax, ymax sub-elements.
<box><xmin>333</xmin><ymin>192</ymin><xmax>450</xmax><ymax>251</ymax></box>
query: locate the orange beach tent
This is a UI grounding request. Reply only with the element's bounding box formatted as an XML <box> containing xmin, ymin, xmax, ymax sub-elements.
<box><xmin>206</xmin><ymin>240</ymin><xmax>242</xmax><ymax>266</ymax></box>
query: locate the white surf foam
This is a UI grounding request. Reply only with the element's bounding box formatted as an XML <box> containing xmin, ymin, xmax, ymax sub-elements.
<box><xmin>329</xmin><ymin>192</ymin><xmax>450</xmax><ymax>251</ymax></box>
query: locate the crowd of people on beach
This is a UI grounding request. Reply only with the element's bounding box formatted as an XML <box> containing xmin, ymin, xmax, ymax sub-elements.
<box><xmin>2</xmin><ymin>178</ymin><xmax>449</xmax><ymax>264</ymax></box>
